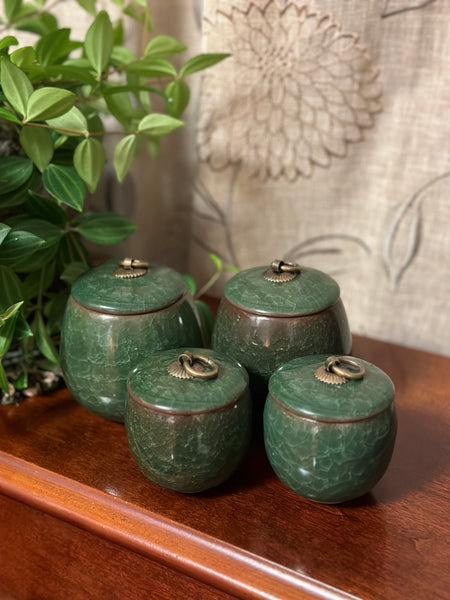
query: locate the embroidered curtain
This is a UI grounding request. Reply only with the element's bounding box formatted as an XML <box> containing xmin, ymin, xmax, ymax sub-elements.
<box><xmin>186</xmin><ymin>0</ymin><xmax>450</xmax><ymax>356</ymax></box>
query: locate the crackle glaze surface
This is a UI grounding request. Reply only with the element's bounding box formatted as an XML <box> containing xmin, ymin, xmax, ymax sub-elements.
<box><xmin>127</xmin><ymin>347</ymin><xmax>248</xmax><ymax>412</ymax></box>
<box><xmin>264</xmin><ymin>355</ymin><xmax>396</xmax><ymax>503</ymax></box>
<box><xmin>126</xmin><ymin>348</ymin><xmax>251</xmax><ymax>493</ymax></box>
<box><xmin>60</xmin><ymin>296</ymin><xmax>202</xmax><ymax>422</ymax></box>
<box><xmin>269</xmin><ymin>355</ymin><xmax>394</xmax><ymax>421</ymax></box>
<box><xmin>224</xmin><ymin>266</ymin><xmax>340</xmax><ymax>315</ymax></box>
<box><xmin>211</xmin><ymin>297</ymin><xmax>352</xmax><ymax>403</ymax></box>
<box><xmin>71</xmin><ymin>259</ymin><xmax>186</xmax><ymax>314</ymax></box>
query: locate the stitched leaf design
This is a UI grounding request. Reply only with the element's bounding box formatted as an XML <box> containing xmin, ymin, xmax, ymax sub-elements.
<box><xmin>382</xmin><ymin>172</ymin><xmax>450</xmax><ymax>288</ymax></box>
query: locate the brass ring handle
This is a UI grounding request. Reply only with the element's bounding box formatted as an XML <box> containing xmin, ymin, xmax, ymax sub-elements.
<box><xmin>119</xmin><ymin>258</ymin><xmax>149</xmax><ymax>269</ymax></box>
<box><xmin>325</xmin><ymin>356</ymin><xmax>365</xmax><ymax>380</ymax></box>
<box><xmin>114</xmin><ymin>257</ymin><xmax>149</xmax><ymax>279</ymax></box>
<box><xmin>182</xmin><ymin>353</ymin><xmax>219</xmax><ymax>380</ymax></box>
<box><xmin>264</xmin><ymin>259</ymin><xmax>301</xmax><ymax>282</ymax></box>
<box><xmin>271</xmin><ymin>259</ymin><xmax>301</xmax><ymax>274</ymax></box>
<box><xmin>168</xmin><ymin>351</ymin><xmax>219</xmax><ymax>380</ymax></box>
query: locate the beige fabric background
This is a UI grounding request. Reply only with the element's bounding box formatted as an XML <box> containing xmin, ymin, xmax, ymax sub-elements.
<box><xmin>186</xmin><ymin>0</ymin><xmax>450</xmax><ymax>357</ymax></box>
<box><xmin>29</xmin><ymin>1</ymin><xmax>448</xmax><ymax>356</ymax></box>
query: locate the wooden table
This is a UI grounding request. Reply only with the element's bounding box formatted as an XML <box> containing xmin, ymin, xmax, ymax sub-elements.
<box><xmin>0</xmin><ymin>335</ymin><xmax>448</xmax><ymax>600</ymax></box>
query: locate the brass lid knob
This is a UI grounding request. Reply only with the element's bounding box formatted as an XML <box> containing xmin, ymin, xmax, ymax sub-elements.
<box><xmin>114</xmin><ymin>258</ymin><xmax>149</xmax><ymax>279</ymax></box>
<box><xmin>263</xmin><ymin>259</ymin><xmax>301</xmax><ymax>282</ymax></box>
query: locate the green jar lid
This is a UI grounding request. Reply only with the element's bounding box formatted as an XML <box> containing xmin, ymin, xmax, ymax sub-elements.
<box><xmin>268</xmin><ymin>354</ymin><xmax>395</xmax><ymax>422</ymax></box>
<box><xmin>128</xmin><ymin>348</ymin><xmax>249</xmax><ymax>414</ymax></box>
<box><xmin>224</xmin><ymin>262</ymin><xmax>340</xmax><ymax>316</ymax></box>
<box><xmin>71</xmin><ymin>258</ymin><xmax>186</xmax><ymax>315</ymax></box>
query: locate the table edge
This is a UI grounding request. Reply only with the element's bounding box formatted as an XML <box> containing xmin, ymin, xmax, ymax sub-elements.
<box><xmin>0</xmin><ymin>450</ymin><xmax>361</xmax><ymax>600</ymax></box>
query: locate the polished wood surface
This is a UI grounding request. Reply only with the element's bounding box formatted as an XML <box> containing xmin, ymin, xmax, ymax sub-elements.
<box><xmin>0</xmin><ymin>335</ymin><xmax>449</xmax><ymax>599</ymax></box>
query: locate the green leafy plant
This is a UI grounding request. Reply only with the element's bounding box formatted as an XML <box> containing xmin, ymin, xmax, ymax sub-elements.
<box><xmin>184</xmin><ymin>254</ymin><xmax>239</xmax><ymax>347</ymax></box>
<box><xmin>0</xmin><ymin>0</ymin><xmax>229</xmax><ymax>399</ymax></box>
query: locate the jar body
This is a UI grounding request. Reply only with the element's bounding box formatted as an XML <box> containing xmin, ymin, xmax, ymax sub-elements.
<box><xmin>264</xmin><ymin>398</ymin><xmax>397</xmax><ymax>503</ymax></box>
<box><xmin>125</xmin><ymin>391</ymin><xmax>251</xmax><ymax>493</ymax></box>
<box><xmin>60</xmin><ymin>294</ymin><xmax>202</xmax><ymax>422</ymax></box>
<box><xmin>212</xmin><ymin>297</ymin><xmax>352</xmax><ymax>400</ymax></box>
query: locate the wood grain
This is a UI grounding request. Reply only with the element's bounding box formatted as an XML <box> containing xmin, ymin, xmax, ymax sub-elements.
<box><xmin>0</xmin><ymin>335</ymin><xmax>449</xmax><ymax>600</ymax></box>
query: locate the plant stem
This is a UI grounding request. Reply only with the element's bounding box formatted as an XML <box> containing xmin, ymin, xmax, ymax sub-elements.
<box><xmin>195</xmin><ymin>271</ymin><xmax>222</xmax><ymax>300</ymax></box>
<box><xmin>23</xmin><ymin>121</ymin><xmax>137</xmax><ymax>137</ymax></box>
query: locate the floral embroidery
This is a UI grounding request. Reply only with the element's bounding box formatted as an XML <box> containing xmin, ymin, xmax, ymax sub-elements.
<box><xmin>197</xmin><ymin>1</ymin><xmax>382</xmax><ymax>181</ymax></box>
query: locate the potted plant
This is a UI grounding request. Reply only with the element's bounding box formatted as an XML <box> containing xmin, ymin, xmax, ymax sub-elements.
<box><xmin>0</xmin><ymin>0</ymin><xmax>229</xmax><ymax>401</ymax></box>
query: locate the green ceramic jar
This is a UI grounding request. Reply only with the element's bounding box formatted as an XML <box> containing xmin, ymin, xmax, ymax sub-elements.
<box><xmin>125</xmin><ymin>348</ymin><xmax>251</xmax><ymax>493</ymax></box>
<box><xmin>264</xmin><ymin>354</ymin><xmax>396</xmax><ymax>503</ymax></box>
<box><xmin>212</xmin><ymin>260</ymin><xmax>352</xmax><ymax>402</ymax></box>
<box><xmin>60</xmin><ymin>258</ymin><xmax>202</xmax><ymax>422</ymax></box>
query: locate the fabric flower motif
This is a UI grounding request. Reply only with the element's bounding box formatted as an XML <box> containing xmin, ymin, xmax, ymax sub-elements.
<box><xmin>197</xmin><ymin>1</ymin><xmax>382</xmax><ymax>181</ymax></box>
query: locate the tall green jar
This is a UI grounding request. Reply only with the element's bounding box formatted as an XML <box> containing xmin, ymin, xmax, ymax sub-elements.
<box><xmin>264</xmin><ymin>354</ymin><xmax>396</xmax><ymax>503</ymax></box>
<box><xmin>60</xmin><ymin>258</ymin><xmax>202</xmax><ymax>422</ymax></box>
<box><xmin>212</xmin><ymin>260</ymin><xmax>352</xmax><ymax>403</ymax></box>
<box><xmin>125</xmin><ymin>348</ymin><xmax>251</xmax><ymax>493</ymax></box>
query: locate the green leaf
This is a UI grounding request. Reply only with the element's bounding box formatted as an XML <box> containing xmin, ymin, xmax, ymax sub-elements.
<box><xmin>145</xmin><ymin>35</ymin><xmax>186</xmax><ymax>58</ymax></box>
<box><xmin>42</xmin><ymin>164</ymin><xmax>85</xmax><ymax>211</ymax></box>
<box><xmin>46</xmin><ymin>106</ymin><xmax>89</xmax><ymax>136</ymax></box>
<box><xmin>182</xmin><ymin>274</ymin><xmax>197</xmax><ymax>296</ymax></box>
<box><xmin>165</xmin><ymin>80</ymin><xmax>190</xmax><ymax>118</ymax></box>
<box><xmin>0</xmin><ymin>303</ymin><xmax>19</xmax><ymax>356</ymax></box>
<box><xmin>0</xmin><ymin>58</ymin><xmax>33</xmax><ymax>116</ymax></box>
<box><xmin>19</xmin><ymin>125</ymin><xmax>54</xmax><ymax>171</ymax></box>
<box><xmin>0</xmin><ymin>168</ymin><xmax>39</xmax><ymax>209</ymax></box>
<box><xmin>21</xmin><ymin>262</ymin><xmax>55</xmax><ymax>300</ymax></box>
<box><xmin>34</xmin><ymin>310</ymin><xmax>60</xmax><ymax>365</ymax></box>
<box><xmin>4</xmin><ymin>0</ymin><xmax>22</xmax><ymax>22</ymax></box>
<box><xmin>179</xmin><ymin>53</ymin><xmax>230</xmax><ymax>78</ymax></box>
<box><xmin>57</xmin><ymin>232</ymin><xmax>89</xmax><ymax>267</ymax></box>
<box><xmin>84</xmin><ymin>10</ymin><xmax>113</xmax><ymax>76</ymax></box>
<box><xmin>45</xmin><ymin>288</ymin><xmax>69</xmax><ymax>335</ymax></box>
<box><xmin>25</xmin><ymin>87</ymin><xmax>76</xmax><ymax>122</ymax></box>
<box><xmin>138</xmin><ymin>113</ymin><xmax>184</xmax><ymax>137</ymax></box>
<box><xmin>125</xmin><ymin>56</ymin><xmax>177</xmax><ymax>79</ymax></box>
<box><xmin>122</xmin><ymin>3</ymin><xmax>152</xmax><ymax>30</ymax></box>
<box><xmin>13</xmin><ymin>243</ymin><xmax>59</xmax><ymax>273</ymax></box>
<box><xmin>0</xmin><ymin>264</ymin><xmax>29</xmax><ymax>343</ymax></box>
<box><xmin>25</xmin><ymin>192</ymin><xmax>67</xmax><ymax>227</ymax></box>
<box><xmin>0</xmin><ymin>156</ymin><xmax>34</xmax><ymax>195</ymax></box>
<box><xmin>209</xmin><ymin>253</ymin><xmax>223</xmax><ymax>272</ymax></box>
<box><xmin>75</xmin><ymin>0</ymin><xmax>96</xmax><ymax>16</ymax></box>
<box><xmin>10</xmin><ymin>45</ymin><xmax>35</xmax><ymax>69</ymax></box>
<box><xmin>0</xmin><ymin>107</ymin><xmax>21</xmax><ymax>123</ymax></box>
<box><xmin>73</xmin><ymin>212</ymin><xmax>136</xmax><ymax>244</ymax></box>
<box><xmin>0</xmin><ymin>229</ymin><xmax>44</xmax><ymax>266</ymax></box>
<box><xmin>13</xmin><ymin>370</ymin><xmax>28</xmax><ymax>390</ymax></box>
<box><xmin>43</xmin><ymin>64</ymin><xmax>97</xmax><ymax>87</ymax></box>
<box><xmin>0</xmin><ymin>224</ymin><xmax>11</xmax><ymax>245</ymax></box>
<box><xmin>73</xmin><ymin>137</ymin><xmax>105</xmax><ymax>193</ymax></box>
<box><xmin>60</xmin><ymin>261</ymin><xmax>89</xmax><ymax>284</ymax></box>
<box><xmin>0</xmin><ymin>266</ymin><xmax>23</xmax><ymax>311</ymax></box>
<box><xmin>14</xmin><ymin>13</ymin><xmax>58</xmax><ymax>36</ymax></box>
<box><xmin>104</xmin><ymin>88</ymin><xmax>133</xmax><ymax>127</ymax></box>
<box><xmin>110</xmin><ymin>45</ymin><xmax>136</xmax><ymax>67</ymax></box>
<box><xmin>1</xmin><ymin>301</ymin><xmax>23</xmax><ymax>322</ymax></box>
<box><xmin>35</xmin><ymin>28</ymin><xmax>82</xmax><ymax>67</ymax></box>
<box><xmin>0</xmin><ymin>363</ymin><xmax>10</xmax><ymax>392</ymax></box>
<box><xmin>113</xmin><ymin>134</ymin><xmax>137</xmax><ymax>182</ymax></box>
<box><xmin>146</xmin><ymin>136</ymin><xmax>159</xmax><ymax>158</ymax></box>
<box><xmin>0</xmin><ymin>35</ymin><xmax>18</xmax><ymax>51</ymax></box>
<box><xmin>195</xmin><ymin>299</ymin><xmax>215</xmax><ymax>347</ymax></box>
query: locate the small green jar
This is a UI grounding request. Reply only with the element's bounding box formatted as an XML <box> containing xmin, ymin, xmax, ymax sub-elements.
<box><xmin>125</xmin><ymin>348</ymin><xmax>251</xmax><ymax>493</ymax></box>
<box><xmin>60</xmin><ymin>258</ymin><xmax>202</xmax><ymax>422</ymax></box>
<box><xmin>264</xmin><ymin>354</ymin><xmax>396</xmax><ymax>503</ymax></box>
<box><xmin>212</xmin><ymin>260</ymin><xmax>352</xmax><ymax>402</ymax></box>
